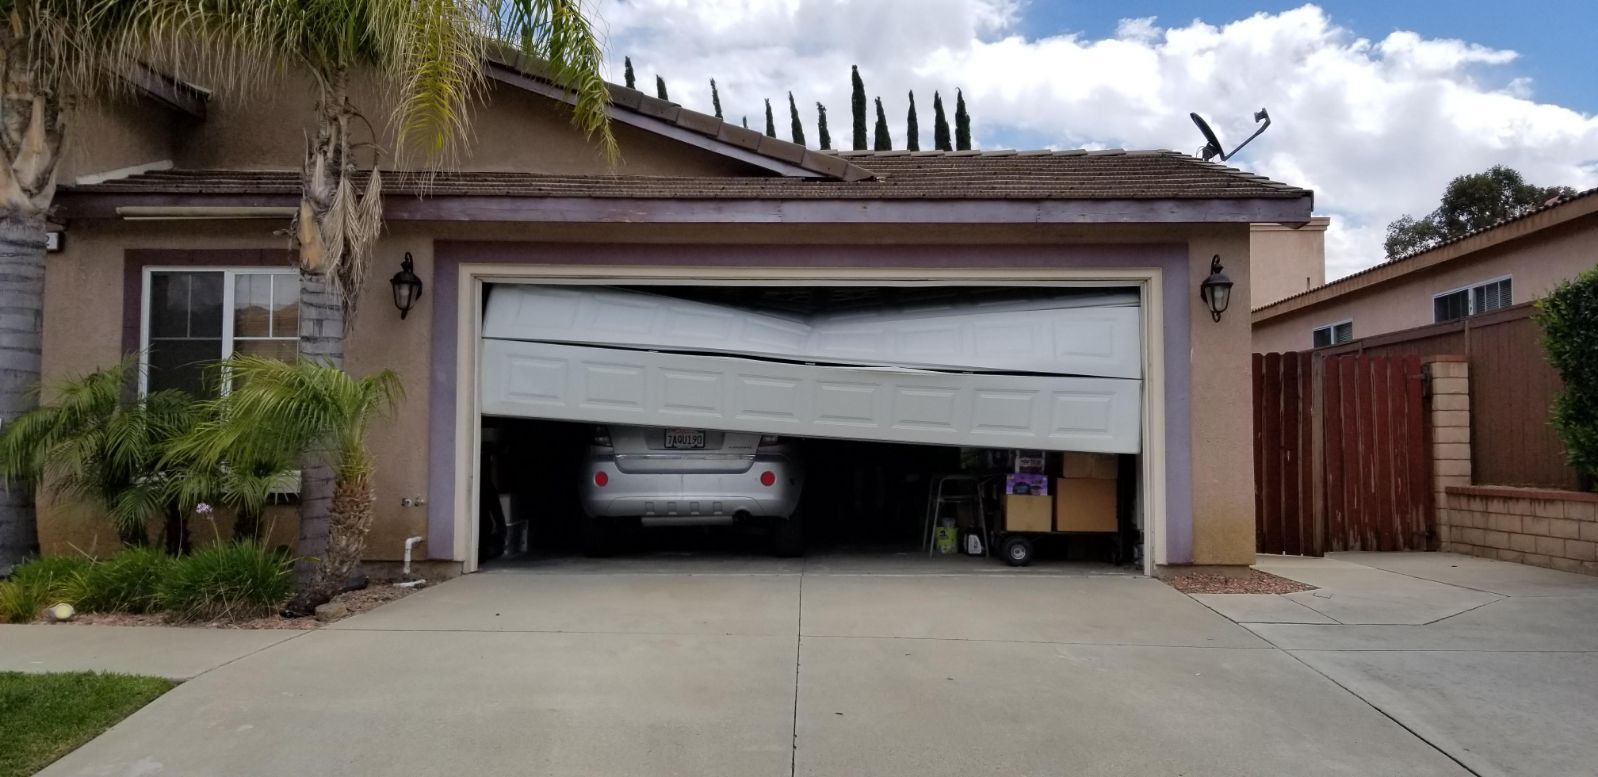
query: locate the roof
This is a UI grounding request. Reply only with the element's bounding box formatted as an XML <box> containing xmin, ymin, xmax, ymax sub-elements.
<box><xmin>64</xmin><ymin>150</ymin><xmax>1311</xmax><ymax>202</ymax></box>
<box><xmin>1254</xmin><ymin>187</ymin><xmax>1598</xmax><ymax>321</ymax></box>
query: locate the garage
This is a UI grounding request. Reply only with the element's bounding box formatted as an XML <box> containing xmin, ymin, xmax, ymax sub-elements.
<box><xmin>471</xmin><ymin>280</ymin><xmax>1148</xmax><ymax>568</ymax></box>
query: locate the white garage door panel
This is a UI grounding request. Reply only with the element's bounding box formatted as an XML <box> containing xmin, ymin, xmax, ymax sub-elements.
<box><xmin>483</xmin><ymin>285</ymin><xmax>1141</xmax><ymax>378</ymax></box>
<box><xmin>482</xmin><ymin>339</ymin><xmax>1141</xmax><ymax>453</ymax></box>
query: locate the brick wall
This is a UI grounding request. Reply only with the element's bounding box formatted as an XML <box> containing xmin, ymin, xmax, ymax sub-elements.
<box><xmin>1441</xmin><ymin>486</ymin><xmax>1598</xmax><ymax>575</ymax></box>
<box><xmin>1426</xmin><ymin>357</ymin><xmax>1472</xmax><ymax>518</ymax></box>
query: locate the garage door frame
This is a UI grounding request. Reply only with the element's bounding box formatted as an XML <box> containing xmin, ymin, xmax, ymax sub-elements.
<box><xmin>447</xmin><ymin>264</ymin><xmax>1169</xmax><ymax>576</ymax></box>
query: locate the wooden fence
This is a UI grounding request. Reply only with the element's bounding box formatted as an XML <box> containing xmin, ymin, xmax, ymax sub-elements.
<box><xmin>1319</xmin><ymin>302</ymin><xmax>1575</xmax><ymax>490</ymax></box>
<box><xmin>1254</xmin><ymin>352</ymin><xmax>1433</xmax><ymax>555</ymax></box>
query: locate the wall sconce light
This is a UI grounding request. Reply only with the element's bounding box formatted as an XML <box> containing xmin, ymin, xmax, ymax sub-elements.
<box><xmin>389</xmin><ymin>252</ymin><xmax>423</xmax><ymax>320</ymax></box>
<box><xmin>1199</xmin><ymin>255</ymin><xmax>1233</xmax><ymax>323</ymax></box>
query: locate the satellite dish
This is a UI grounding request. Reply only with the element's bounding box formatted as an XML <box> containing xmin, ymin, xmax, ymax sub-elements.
<box><xmin>1190</xmin><ymin>108</ymin><xmax>1271</xmax><ymax>162</ymax></box>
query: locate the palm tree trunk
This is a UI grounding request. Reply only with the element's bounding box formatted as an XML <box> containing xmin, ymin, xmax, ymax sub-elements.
<box><xmin>319</xmin><ymin>473</ymin><xmax>374</xmax><ymax>598</ymax></box>
<box><xmin>0</xmin><ymin>210</ymin><xmax>45</xmax><ymax>573</ymax></box>
<box><xmin>293</xmin><ymin>269</ymin><xmax>343</xmax><ymax>605</ymax></box>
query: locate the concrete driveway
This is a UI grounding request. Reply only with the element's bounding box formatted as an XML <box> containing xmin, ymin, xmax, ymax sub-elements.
<box><xmin>16</xmin><ymin>552</ymin><xmax>1587</xmax><ymax>777</ymax></box>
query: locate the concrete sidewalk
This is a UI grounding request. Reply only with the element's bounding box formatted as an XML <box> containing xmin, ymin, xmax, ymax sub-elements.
<box><xmin>1195</xmin><ymin>552</ymin><xmax>1598</xmax><ymax>777</ymax></box>
<box><xmin>0</xmin><ymin>624</ymin><xmax>304</xmax><ymax>680</ymax></box>
<box><xmin>22</xmin><ymin>558</ymin><xmax>1474</xmax><ymax>777</ymax></box>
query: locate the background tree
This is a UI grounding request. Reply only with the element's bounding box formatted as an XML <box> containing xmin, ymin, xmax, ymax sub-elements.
<box><xmin>764</xmin><ymin>98</ymin><xmax>776</xmax><ymax>138</ymax></box>
<box><xmin>954</xmin><ymin>88</ymin><xmax>971</xmax><ymax>150</ymax></box>
<box><xmin>816</xmin><ymin>103</ymin><xmax>832</xmax><ymax>150</ymax></box>
<box><xmin>624</xmin><ymin>56</ymin><xmax>635</xmax><ymax>89</ymax></box>
<box><xmin>177</xmin><ymin>357</ymin><xmax>401</xmax><ymax>607</ymax></box>
<box><xmin>710</xmin><ymin>78</ymin><xmax>722</xmax><ymax>118</ymax></box>
<box><xmin>655</xmin><ymin>74</ymin><xmax>668</xmax><ymax>100</ymax></box>
<box><xmin>932</xmin><ymin>91</ymin><xmax>951</xmax><ymax>151</ymax></box>
<box><xmin>873</xmin><ymin>97</ymin><xmax>891</xmax><ymax>151</ymax></box>
<box><xmin>904</xmin><ymin>92</ymin><xmax>919</xmax><ymax>151</ymax></box>
<box><xmin>850</xmin><ymin>65</ymin><xmax>867</xmax><ymax>151</ymax></box>
<box><xmin>1385</xmin><ymin>165</ymin><xmax>1575</xmax><ymax>258</ymax></box>
<box><xmin>787</xmin><ymin>93</ymin><xmax>805</xmax><ymax>146</ymax></box>
<box><xmin>1538</xmin><ymin>267</ymin><xmax>1598</xmax><ymax>489</ymax></box>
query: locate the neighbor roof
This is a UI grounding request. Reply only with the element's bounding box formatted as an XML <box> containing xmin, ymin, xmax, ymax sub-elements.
<box><xmin>65</xmin><ymin>150</ymin><xmax>1310</xmax><ymax>202</ymax></box>
<box><xmin>1254</xmin><ymin>186</ymin><xmax>1598</xmax><ymax>321</ymax></box>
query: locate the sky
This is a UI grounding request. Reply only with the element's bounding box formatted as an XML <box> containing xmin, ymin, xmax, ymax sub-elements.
<box><xmin>590</xmin><ymin>0</ymin><xmax>1598</xmax><ymax>280</ymax></box>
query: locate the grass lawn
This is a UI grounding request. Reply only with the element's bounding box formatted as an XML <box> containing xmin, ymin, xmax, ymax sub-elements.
<box><xmin>0</xmin><ymin>672</ymin><xmax>174</xmax><ymax>777</ymax></box>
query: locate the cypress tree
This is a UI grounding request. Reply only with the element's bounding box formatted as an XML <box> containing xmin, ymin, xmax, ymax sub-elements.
<box><xmin>788</xmin><ymin>92</ymin><xmax>805</xmax><ymax>146</ymax></box>
<box><xmin>850</xmin><ymin>65</ymin><xmax>867</xmax><ymax>151</ymax></box>
<box><xmin>624</xmin><ymin>57</ymin><xmax>635</xmax><ymax>89</ymax></box>
<box><xmin>816</xmin><ymin>103</ymin><xmax>832</xmax><ymax>150</ymax></box>
<box><xmin>710</xmin><ymin>79</ymin><xmax>723</xmax><ymax>119</ymax></box>
<box><xmin>905</xmin><ymin>91</ymin><xmax>919</xmax><ymax>151</ymax></box>
<box><xmin>955</xmin><ymin>88</ymin><xmax>971</xmax><ymax>151</ymax></box>
<box><xmin>872</xmin><ymin>97</ymin><xmax>891</xmax><ymax>151</ymax></box>
<box><xmin>932</xmin><ymin>91</ymin><xmax>951</xmax><ymax>151</ymax></box>
<box><xmin>764</xmin><ymin>98</ymin><xmax>776</xmax><ymax>138</ymax></box>
<box><xmin>655</xmin><ymin>75</ymin><xmax>668</xmax><ymax>101</ymax></box>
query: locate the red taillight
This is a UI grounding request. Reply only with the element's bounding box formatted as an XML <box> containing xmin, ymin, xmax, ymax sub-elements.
<box><xmin>759</xmin><ymin>471</ymin><xmax>776</xmax><ymax>487</ymax></box>
<box><xmin>594</xmin><ymin>471</ymin><xmax>609</xmax><ymax>487</ymax></box>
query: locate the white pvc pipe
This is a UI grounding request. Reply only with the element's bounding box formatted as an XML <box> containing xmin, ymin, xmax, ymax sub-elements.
<box><xmin>402</xmin><ymin>536</ymin><xmax>424</xmax><ymax>579</ymax></box>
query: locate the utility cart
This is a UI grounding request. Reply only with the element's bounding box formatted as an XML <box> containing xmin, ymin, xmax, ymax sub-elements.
<box><xmin>990</xmin><ymin>453</ymin><xmax>1135</xmax><ymax>567</ymax></box>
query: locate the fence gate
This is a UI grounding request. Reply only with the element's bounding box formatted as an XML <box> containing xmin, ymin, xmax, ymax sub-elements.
<box><xmin>1253</xmin><ymin>352</ymin><xmax>1433</xmax><ymax>555</ymax></box>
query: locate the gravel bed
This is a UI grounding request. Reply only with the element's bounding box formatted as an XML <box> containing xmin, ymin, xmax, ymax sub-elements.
<box><xmin>1165</xmin><ymin>568</ymin><xmax>1316</xmax><ymax>595</ymax></box>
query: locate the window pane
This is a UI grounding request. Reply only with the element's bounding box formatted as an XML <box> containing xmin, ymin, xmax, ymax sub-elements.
<box><xmin>271</xmin><ymin>274</ymin><xmax>299</xmax><ymax>338</ymax></box>
<box><xmin>235</xmin><ymin>338</ymin><xmax>297</xmax><ymax>362</ymax></box>
<box><xmin>148</xmin><ymin>338</ymin><xmax>222</xmax><ymax>396</ymax></box>
<box><xmin>188</xmin><ymin>272</ymin><xmax>224</xmax><ymax>336</ymax></box>
<box><xmin>1313</xmin><ymin>328</ymin><xmax>1331</xmax><ymax>348</ymax></box>
<box><xmin>150</xmin><ymin>272</ymin><xmax>221</xmax><ymax>338</ymax></box>
<box><xmin>1435</xmin><ymin>290</ymin><xmax>1468</xmax><ymax>323</ymax></box>
<box><xmin>234</xmin><ymin>274</ymin><xmax>272</xmax><ymax>338</ymax></box>
<box><xmin>1334</xmin><ymin>322</ymin><xmax>1353</xmax><ymax>344</ymax></box>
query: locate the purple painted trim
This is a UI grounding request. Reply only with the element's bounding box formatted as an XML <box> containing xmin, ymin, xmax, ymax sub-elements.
<box><xmin>426</xmin><ymin>242</ymin><xmax>1196</xmax><ymax>565</ymax></box>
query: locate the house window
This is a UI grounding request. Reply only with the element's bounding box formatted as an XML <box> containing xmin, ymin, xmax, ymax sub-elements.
<box><xmin>1312</xmin><ymin>321</ymin><xmax>1354</xmax><ymax>348</ymax></box>
<box><xmin>143</xmin><ymin>269</ymin><xmax>299</xmax><ymax>396</ymax></box>
<box><xmin>1435</xmin><ymin>277</ymin><xmax>1512</xmax><ymax>323</ymax></box>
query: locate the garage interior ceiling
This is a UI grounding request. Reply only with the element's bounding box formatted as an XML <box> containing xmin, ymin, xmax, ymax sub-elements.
<box><xmin>480</xmin><ymin>284</ymin><xmax>1143</xmax><ymax>453</ymax></box>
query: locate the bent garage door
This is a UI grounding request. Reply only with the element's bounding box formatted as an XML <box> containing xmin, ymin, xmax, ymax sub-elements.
<box><xmin>480</xmin><ymin>285</ymin><xmax>1143</xmax><ymax>453</ymax></box>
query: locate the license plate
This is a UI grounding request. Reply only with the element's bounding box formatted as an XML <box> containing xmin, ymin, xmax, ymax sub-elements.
<box><xmin>664</xmin><ymin>428</ymin><xmax>706</xmax><ymax>449</ymax></box>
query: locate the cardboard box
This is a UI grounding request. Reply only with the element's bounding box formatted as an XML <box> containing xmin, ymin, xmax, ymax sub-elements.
<box><xmin>1054</xmin><ymin>478</ymin><xmax>1118</xmax><ymax>533</ymax></box>
<box><xmin>1059</xmin><ymin>453</ymin><xmax>1119</xmax><ymax>480</ymax></box>
<box><xmin>1004</xmin><ymin>494</ymin><xmax>1053</xmax><ymax>532</ymax></box>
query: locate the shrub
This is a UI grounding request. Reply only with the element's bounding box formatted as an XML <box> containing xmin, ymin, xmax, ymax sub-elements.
<box><xmin>0</xmin><ymin>556</ymin><xmax>91</xmax><ymax>623</ymax></box>
<box><xmin>1538</xmin><ymin>266</ymin><xmax>1598</xmax><ymax>486</ymax></box>
<box><xmin>157</xmin><ymin>543</ymin><xmax>293</xmax><ymax>621</ymax></box>
<box><xmin>78</xmin><ymin>548</ymin><xmax>174</xmax><ymax>614</ymax></box>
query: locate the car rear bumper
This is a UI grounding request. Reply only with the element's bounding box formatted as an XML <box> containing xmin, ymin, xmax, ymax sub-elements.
<box><xmin>580</xmin><ymin>455</ymin><xmax>803</xmax><ymax>521</ymax></box>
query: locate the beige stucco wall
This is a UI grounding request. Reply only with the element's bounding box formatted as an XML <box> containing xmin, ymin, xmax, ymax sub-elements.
<box><xmin>1253</xmin><ymin>213</ymin><xmax>1598</xmax><ymax>353</ymax></box>
<box><xmin>57</xmin><ymin>94</ymin><xmax>186</xmax><ymax>184</ymax></box>
<box><xmin>1250</xmin><ymin>216</ymin><xmax>1327</xmax><ymax>309</ymax></box>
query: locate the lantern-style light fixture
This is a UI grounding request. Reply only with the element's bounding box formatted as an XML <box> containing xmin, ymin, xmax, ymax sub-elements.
<box><xmin>1198</xmin><ymin>255</ymin><xmax>1233</xmax><ymax>323</ymax></box>
<box><xmin>389</xmin><ymin>252</ymin><xmax>423</xmax><ymax>320</ymax></box>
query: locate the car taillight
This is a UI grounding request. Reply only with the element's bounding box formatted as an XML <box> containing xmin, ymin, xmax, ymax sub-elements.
<box><xmin>759</xmin><ymin>434</ymin><xmax>781</xmax><ymax>446</ymax></box>
<box><xmin>594</xmin><ymin>471</ymin><xmax>609</xmax><ymax>487</ymax></box>
<box><xmin>592</xmin><ymin>426</ymin><xmax>612</xmax><ymax>447</ymax></box>
<box><xmin>759</xmin><ymin>471</ymin><xmax>776</xmax><ymax>487</ymax></box>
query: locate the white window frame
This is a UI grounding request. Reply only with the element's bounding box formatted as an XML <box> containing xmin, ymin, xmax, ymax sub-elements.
<box><xmin>138</xmin><ymin>266</ymin><xmax>299</xmax><ymax>396</ymax></box>
<box><xmin>1433</xmin><ymin>274</ymin><xmax>1513</xmax><ymax>323</ymax></box>
<box><xmin>1311</xmin><ymin>318</ymin><xmax>1353</xmax><ymax>348</ymax></box>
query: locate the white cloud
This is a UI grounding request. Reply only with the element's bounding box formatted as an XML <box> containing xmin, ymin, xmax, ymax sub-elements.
<box><xmin>592</xmin><ymin>1</ymin><xmax>1598</xmax><ymax>278</ymax></box>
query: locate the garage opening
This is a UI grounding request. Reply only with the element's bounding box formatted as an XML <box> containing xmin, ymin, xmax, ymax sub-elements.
<box><xmin>473</xmin><ymin>282</ymin><xmax>1148</xmax><ymax>570</ymax></box>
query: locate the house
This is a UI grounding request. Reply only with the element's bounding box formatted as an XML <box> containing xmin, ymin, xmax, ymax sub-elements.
<box><xmin>42</xmin><ymin>60</ymin><xmax>1313</xmax><ymax>576</ymax></box>
<box><xmin>1253</xmin><ymin>190</ymin><xmax>1598</xmax><ymax>353</ymax></box>
<box><xmin>1249</xmin><ymin>216</ymin><xmax>1328</xmax><ymax>309</ymax></box>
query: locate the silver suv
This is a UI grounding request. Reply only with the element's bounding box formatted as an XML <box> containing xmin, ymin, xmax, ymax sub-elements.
<box><xmin>579</xmin><ymin>425</ymin><xmax>805</xmax><ymax>555</ymax></box>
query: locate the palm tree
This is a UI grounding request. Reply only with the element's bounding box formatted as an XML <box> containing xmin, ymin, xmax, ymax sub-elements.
<box><xmin>176</xmin><ymin>357</ymin><xmax>401</xmax><ymax>607</ymax></box>
<box><xmin>0</xmin><ymin>361</ymin><xmax>200</xmax><ymax>552</ymax></box>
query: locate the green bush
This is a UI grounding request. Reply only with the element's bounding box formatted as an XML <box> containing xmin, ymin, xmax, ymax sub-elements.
<box><xmin>157</xmin><ymin>543</ymin><xmax>293</xmax><ymax>622</ymax></box>
<box><xmin>1538</xmin><ymin>266</ymin><xmax>1598</xmax><ymax>486</ymax></box>
<box><xmin>0</xmin><ymin>556</ymin><xmax>92</xmax><ymax>623</ymax></box>
<box><xmin>78</xmin><ymin>548</ymin><xmax>174</xmax><ymax>614</ymax></box>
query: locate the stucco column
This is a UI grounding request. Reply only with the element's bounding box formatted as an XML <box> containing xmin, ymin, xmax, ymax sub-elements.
<box><xmin>1424</xmin><ymin>356</ymin><xmax>1471</xmax><ymax>545</ymax></box>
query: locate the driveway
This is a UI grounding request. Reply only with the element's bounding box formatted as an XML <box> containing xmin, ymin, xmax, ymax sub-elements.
<box><xmin>12</xmin><ymin>552</ymin><xmax>1591</xmax><ymax>777</ymax></box>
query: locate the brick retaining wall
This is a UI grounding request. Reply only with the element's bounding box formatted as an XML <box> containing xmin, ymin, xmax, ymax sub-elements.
<box><xmin>1441</xmin><ymin>485</ymin><xmax>1598</xmax><ymax>575</ymax></box>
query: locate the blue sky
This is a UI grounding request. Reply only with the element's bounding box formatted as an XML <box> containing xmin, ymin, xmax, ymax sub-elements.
<box><xmin>1020</xmin><ymin>1</ymin><xmax>1598</xmax><ymax>112</ymax></box>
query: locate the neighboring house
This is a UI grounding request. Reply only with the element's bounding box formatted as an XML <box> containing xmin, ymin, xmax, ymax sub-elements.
<box><xmin>43</xmin><ymin>61</ymin><xmax>1312</xmax><ymax>575</ymax></box>
<box><xmin>1253</xmin><ymin>190</ymin><xmax>1598</xmax><ymax>353</ymax></box>
<box><xmin>1249</xmin><ymin>216</ymin><xmax>1328</xmax><ymax>309</ymax></box>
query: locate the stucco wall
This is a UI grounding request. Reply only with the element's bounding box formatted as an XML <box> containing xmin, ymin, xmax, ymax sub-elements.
<box><xmin>1250</xmin><ymin>217</ymin><xmax>1326</xmax><ymax>309</ymax></box>
<box><xmin>57</xmin><ymin>95</ymin><xmax>185</xmax><ymax>184</ymax></box>
<box><xmin>39</xmin><ymin>220</ymin><xmax>1257</xmax><ymax>567</ymax></box>
<box><xmin>1253</xmin><ymin>212</ymin><xmax>1598</xmax><ymax>353</ymax></box>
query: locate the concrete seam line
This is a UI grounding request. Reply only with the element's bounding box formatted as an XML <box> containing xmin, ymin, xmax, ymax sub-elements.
<box><xmin>192</xmin><ymin>630</ymin><xmax>315</xmax><ymax>680</ymax></box>
<box><xmin>1419</xmin><ymin>596</ymin><xmax>1508</xmax><ymax>627</ymax></box>
<box><xmin>790</xmin><ymin>558</ymin><xmax>805</xmax><ymax>777</ymax></box>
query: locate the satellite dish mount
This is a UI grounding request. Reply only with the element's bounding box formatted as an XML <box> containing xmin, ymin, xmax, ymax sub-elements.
<box><xmin>1190</xmin><ymin>108</ymin><xmax>1271</xmax><ymax>162</ymax></box>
